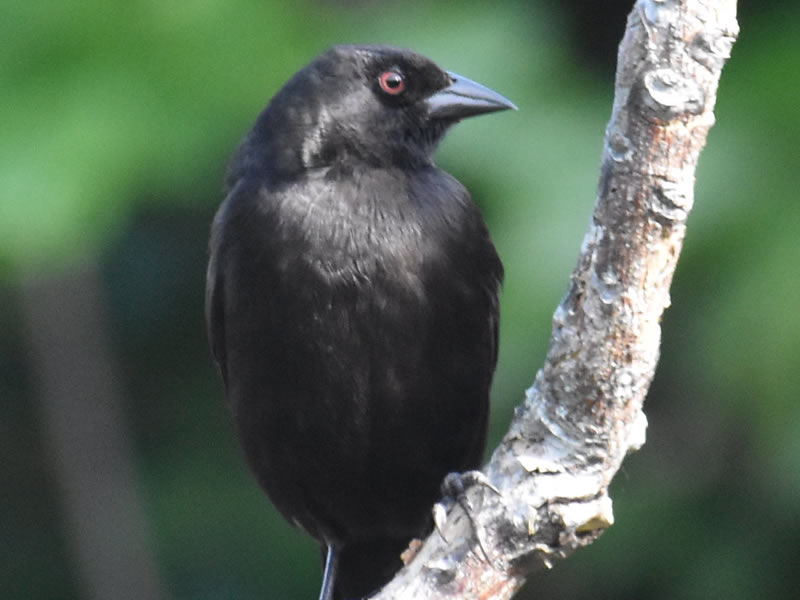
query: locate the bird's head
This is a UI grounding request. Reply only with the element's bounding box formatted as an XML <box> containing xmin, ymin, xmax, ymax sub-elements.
<box><xmin>241</xmin><ymin>45</ymin><xmax>516</xmax><ymax>178</ymax></box>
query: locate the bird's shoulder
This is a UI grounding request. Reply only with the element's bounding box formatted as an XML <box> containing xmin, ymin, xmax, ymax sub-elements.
<box><xmin>210</xmin><ymin>166</ymin><xmax>502</xmax><ymax>312</ymax></box>
<box><xmin>215</xmin><ymin>165</ymin><xmax>479</xmax><ymax>255</ymax></box>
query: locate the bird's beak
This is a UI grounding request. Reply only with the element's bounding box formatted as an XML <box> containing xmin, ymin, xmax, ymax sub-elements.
<box><xmin>426</xmin><ymin>71</ymin><xmax>517</xmax><ymax>120</ymax></box>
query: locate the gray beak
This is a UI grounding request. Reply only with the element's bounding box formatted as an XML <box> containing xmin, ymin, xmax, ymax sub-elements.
<box><xmin>426</xmin><ymin>71</ymin><xmax>517</xmax><ymax>120</ymax></box>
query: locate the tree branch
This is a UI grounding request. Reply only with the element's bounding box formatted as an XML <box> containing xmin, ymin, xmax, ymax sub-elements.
<box><xmin>373</xmin><ymin>2</ymin><xmax>739</xmax><ymax>598</ymax></box>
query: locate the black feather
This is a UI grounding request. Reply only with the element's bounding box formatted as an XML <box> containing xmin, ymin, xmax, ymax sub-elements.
<box><xmin>206</xmin><ymin>45</ymin><xmax>510</xmax><ymax>599</ymax></box>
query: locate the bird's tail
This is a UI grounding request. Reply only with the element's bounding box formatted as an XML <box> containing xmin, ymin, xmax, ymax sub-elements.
<box><xmin>328</xmin><ymin>537</ymin><xmax>410</xmax><ymax>600</ymax></box>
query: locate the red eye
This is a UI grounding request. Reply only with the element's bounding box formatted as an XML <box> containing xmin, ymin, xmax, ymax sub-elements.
<box><xmin>379</xmin><ymin>70</ymin><xmax>406</xmax><ymax>95</ymax></box>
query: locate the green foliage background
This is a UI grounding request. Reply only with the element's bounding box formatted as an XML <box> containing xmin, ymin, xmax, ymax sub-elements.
<box><xmin>2</xmin><ymin>1</ymin><xmax>798</xmax><ymax>598</ymax></box>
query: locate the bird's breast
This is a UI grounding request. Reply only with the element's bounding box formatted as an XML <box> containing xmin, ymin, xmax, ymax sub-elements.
<box><xmin>277</xmin><ymin>169</ymin><xmax>435</xmax><ymax>293</ymax></box>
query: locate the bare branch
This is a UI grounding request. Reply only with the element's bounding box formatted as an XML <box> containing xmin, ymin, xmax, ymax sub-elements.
<box><xmin>373</xmin><ymin>2</ymin><xmax>739</xmax><ymax>598</ymax></box>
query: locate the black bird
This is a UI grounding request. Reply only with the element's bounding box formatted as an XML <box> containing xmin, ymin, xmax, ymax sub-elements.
<box><xmin>206</xmin><ymin>45</ymin><xmax>514</xmax><ymax>600</ymax></box>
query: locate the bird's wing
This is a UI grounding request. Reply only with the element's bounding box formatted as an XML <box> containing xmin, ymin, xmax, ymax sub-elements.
<box><xmin>489</xmin><ymin>284</ymin><xmax>501</xmax><ymax>374</ymax></box>
<box><xmin>205</xmin><ymin>240</ymin><xmax>228</xmax><ymax>388</ymax></box>
<box><xmin>206</xmin><ymin>179</ymin><xmax>247</xmax><ymax>389</ymax></box>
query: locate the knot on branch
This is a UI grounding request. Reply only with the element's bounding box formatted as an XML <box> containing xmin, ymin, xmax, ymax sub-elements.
<box><xmin>640</xmin><ymin>68</ymin><xmax>706</xmax><ymax>120</ymax></box>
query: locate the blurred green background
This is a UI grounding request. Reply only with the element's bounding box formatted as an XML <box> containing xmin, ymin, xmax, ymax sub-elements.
<box><xmin>2</xmin><ymin>1</ymin><xmax>798</xmax><ymax>599</ymax></box>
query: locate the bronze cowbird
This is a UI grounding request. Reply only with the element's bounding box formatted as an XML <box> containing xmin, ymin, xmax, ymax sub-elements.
<box><xmin>206</xmin><ymin>45</ymin><xmax>514</xmax><ymax>599</ymax></box>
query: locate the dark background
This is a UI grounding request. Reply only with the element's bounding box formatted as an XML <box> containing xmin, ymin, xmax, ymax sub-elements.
<box><xmin>2</xmin><ymin>1</ymin><xmax>798</xmax><ymax>599</ymax></box>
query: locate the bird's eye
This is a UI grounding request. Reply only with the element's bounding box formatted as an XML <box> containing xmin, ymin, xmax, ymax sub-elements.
<box><xmin>378</xmin><ymin>70</ymin><xmax>406</xmax><ymax>95</ymax></box>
